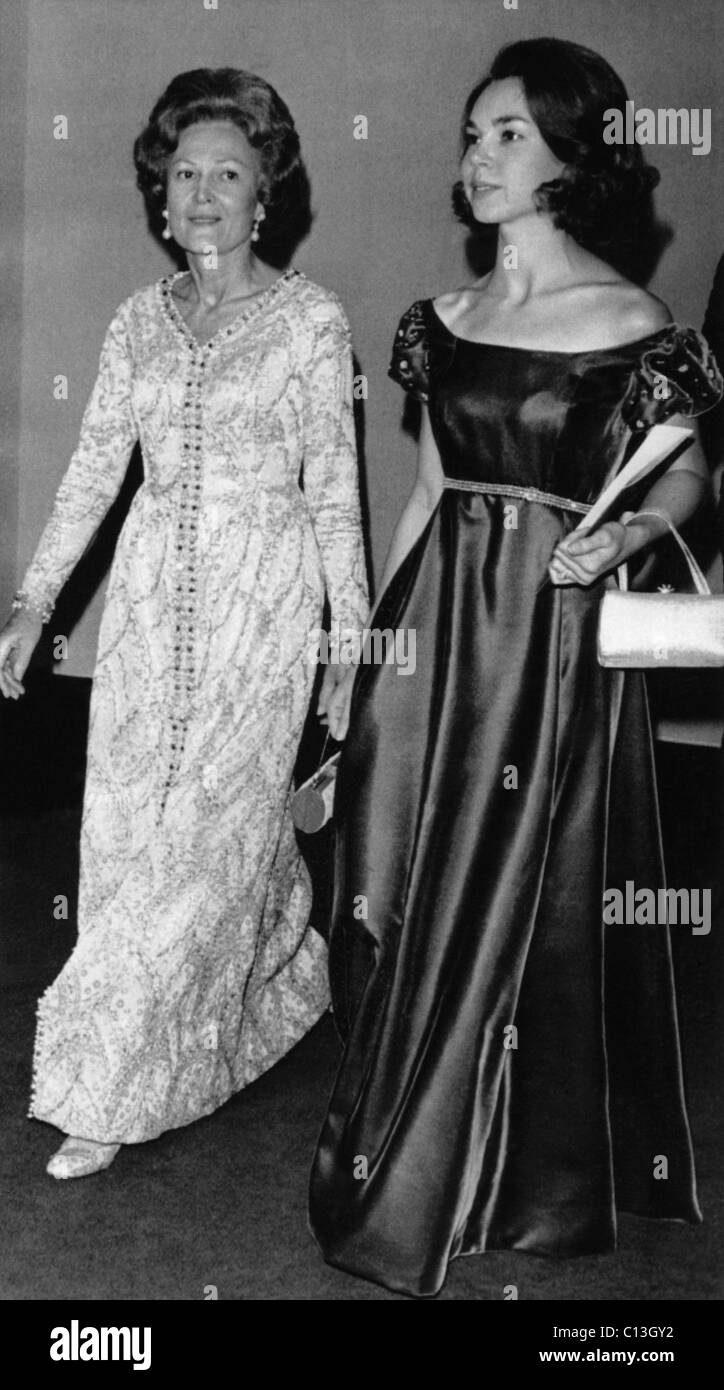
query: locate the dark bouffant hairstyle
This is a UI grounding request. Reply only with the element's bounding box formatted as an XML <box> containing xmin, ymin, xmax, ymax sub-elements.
<box><xmin>452</xmin><ymin>38</ymin><xmax>660</xmax><ymax>278</ymax></box>
<box><xmin>133</xmin><ymin>68</ymin><xmax>311</xmax><ymax>261</ymax></box>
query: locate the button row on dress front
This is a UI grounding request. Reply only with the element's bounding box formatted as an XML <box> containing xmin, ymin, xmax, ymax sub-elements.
<box><xmin>159</xmin><ymin>349</ymin><xmax>206</xmax><ymax>816</ymax></box>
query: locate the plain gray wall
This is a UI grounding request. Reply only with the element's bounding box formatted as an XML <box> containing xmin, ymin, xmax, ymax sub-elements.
<box><xmin>4</xmin><ymin>0</ymin><xmax>723</xmax><ymax>675</ymax></box>
<box><xmin>0</xmin><ymin>2</ymin><xmax>28</xmax><ymax>620</ymax></box>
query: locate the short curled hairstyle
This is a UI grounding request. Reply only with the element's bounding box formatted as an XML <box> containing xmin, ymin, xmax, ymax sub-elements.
<box><xmin>452</xmin><ymin>38</ymin><xmax>660</xmax><ymax>279</ymax></box>
<box><xmin>133</xmin><ymin>68</ymin><xmax>311</xmax><ymax>260</ymax></box>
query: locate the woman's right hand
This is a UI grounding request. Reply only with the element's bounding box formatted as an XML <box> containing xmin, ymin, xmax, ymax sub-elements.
<box><xmin>0</xmin><ymin>611</ymin><xmax>43</xmax><ymax>699</ymax></box>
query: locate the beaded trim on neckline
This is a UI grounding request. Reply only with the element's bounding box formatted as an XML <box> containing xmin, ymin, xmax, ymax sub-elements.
<box><xmin>158</xmin><ymin>266</ymin><xmax>300</xmax><ymax>350</ymax></box>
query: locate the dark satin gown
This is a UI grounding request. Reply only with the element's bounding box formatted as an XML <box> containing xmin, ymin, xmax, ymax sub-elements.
<box><xmin>308</xmin><ymin>301</ymin><xmax>722</xmax><ymax>1298</ymax></box>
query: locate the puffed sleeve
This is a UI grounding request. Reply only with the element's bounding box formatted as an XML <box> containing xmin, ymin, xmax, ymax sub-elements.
<box><xmin>16</xmin><ymin>296</ymin><xmax>139</xmax><ymax>619</ymax></box>
<box><xmin>388</xmin><ymin>300</ymin><xmax>430</xmax><ymax>402</ymax></box>
<box><xmin>621</xmin><ymin>324</ymin><xmax>723</xmax><ymax>433</ymax></box>
<box><xmin>301</xmin><ymin>298</ymin><xmax>369</xmax><ymax>636</ymax></box>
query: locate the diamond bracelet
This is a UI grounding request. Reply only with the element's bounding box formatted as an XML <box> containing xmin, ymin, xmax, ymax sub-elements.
<box><xmin>11</xmin><ymin>592</ymin><xmax>54</xmax><ymax>624</ymax></box>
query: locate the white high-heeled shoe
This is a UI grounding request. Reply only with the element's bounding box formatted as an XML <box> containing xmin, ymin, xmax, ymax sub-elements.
<box><xmin>46</xmin><ymin>1136</ymin><xmax>121</xmax><ymax>1180</ymax></box>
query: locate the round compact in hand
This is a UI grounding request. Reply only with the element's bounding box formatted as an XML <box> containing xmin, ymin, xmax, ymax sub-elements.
<box><xmin>290</xmin><ymin>753</ymin><xmax>339</xmax><ymax>832</ymax></box>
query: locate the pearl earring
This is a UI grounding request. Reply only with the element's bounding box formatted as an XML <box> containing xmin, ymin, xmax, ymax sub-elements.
<box><xmin>161</xmin><ymin>208</ymin><xmax>172</xmax><ymax>241</ymax></box>
<box><xmin>251</xmin><ymin>208</ymin><xmax>265</xmax><ymax>243</ymax></box>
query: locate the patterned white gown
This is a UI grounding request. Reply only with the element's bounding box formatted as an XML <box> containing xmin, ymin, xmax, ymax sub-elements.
<box><xmin>19</xmin><ymin>267</ymin><xmax>368</xmax><ymax>1144</ymax></box>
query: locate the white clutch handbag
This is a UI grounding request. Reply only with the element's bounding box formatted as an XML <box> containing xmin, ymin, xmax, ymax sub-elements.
<box><xmin>598</xmin><ymin>509</ymin><xmax>724</xmax><ymax>668</ymax></box>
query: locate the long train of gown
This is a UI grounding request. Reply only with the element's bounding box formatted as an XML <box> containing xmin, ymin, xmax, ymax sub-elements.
<box><xmin>19</xmin><ymin>268</ymin><xmax>368</xmax><ymax>1143</ymax></box>
<box><xmin>309</xmin><ymin>301</ymin><xmax>722</xmax><ymax>1297</ymax></box>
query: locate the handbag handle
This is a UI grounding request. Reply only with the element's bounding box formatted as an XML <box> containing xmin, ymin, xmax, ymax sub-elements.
<box><xmin>307</xmin><ymin>730</ymin><xmax>341</xmax><ymax>788</ymax></box>
<box><xmin>617</xmin><ymin>509</ymin><xmax>712</xmax><ymax>596</ymax></box>
<box><xmin>317</xmin><ymin>730</ymin><xmax>332</xmax><ymax>767</ymax></box>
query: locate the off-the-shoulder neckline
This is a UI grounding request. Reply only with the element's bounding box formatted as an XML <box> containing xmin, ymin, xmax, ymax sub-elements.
<box><xmin>425</xmin><ymin>299</ymin><xmax>681</xmax><ymax>358</ymax></box>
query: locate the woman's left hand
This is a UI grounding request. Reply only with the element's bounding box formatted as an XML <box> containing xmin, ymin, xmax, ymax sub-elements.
<box><xmin>548</xmin><ymin>520</ymin><xmax>628</xmax><ymax>587</ymax></box>
<box><xmin>317</xmin><ymin>662</ymin><xmax>350</xmax><ymax>725</ymax></box>
<box><xmin>318</xmin><ymin>664</ymin><xmax>356</xmax><ymax>741</ymax></box>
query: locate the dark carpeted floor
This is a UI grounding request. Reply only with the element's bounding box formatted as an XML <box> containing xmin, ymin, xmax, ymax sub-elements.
<box><xmin>0</xmin><ymin>677</ymin><xmax>722</xmax><ymax>1301</ymax></box>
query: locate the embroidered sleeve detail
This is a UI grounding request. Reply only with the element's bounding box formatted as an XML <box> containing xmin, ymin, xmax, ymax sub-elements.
<box><xmin>622</xmin><ymin>325</ymin><xmax>724</xmax><ymax>432</ymax></box>
<box><xmin>302</xmin><ymin>303</ymin><xmax>369</xmax><ymax>635</ymax></box>
<box><xmin>388</xmin><ymin>300</ymin><xmax>430</xmax><ymax>403</ymax></box>
<box><xmin>17</xmin><ymin>298</ymin><xmax>138</xmax><ymax>615</ymax></box>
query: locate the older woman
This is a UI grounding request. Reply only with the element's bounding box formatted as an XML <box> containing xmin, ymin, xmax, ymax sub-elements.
<box><xmin>0</xmin><ymin>68</ymin><xmax>367</xmax><ymax>1178</ymax></box>
<box><xmin>310</xmin><ymin>38</ymin><xmax>721</xmax><ymax>1297</ymax></box>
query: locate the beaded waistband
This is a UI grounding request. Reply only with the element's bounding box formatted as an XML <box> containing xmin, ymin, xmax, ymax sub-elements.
<box><xmin>442</xmin><ymin>477</ymin><xmax>591</xmax><ymax>516</ymax></box>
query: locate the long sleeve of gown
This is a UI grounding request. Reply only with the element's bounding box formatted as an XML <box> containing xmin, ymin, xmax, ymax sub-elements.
<box><xmin>301</xmin><ymin>301</ymin><xmax>369</xmax><ymax>634</ymax></box>
<box><xmin>17</xmin><ymin>297</ymin><xmax>138</xmax><ymax>618</ymax></box>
